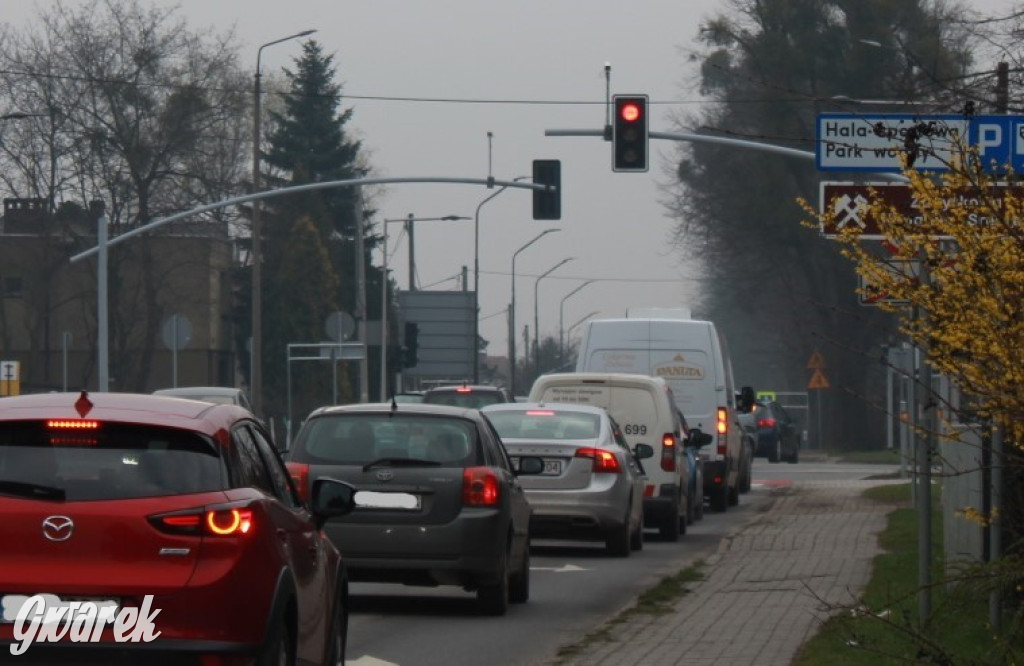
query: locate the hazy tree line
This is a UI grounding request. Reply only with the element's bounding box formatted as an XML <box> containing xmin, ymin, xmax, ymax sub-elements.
<box><xmin>669</xmin><ymin>0</ymin><xmax>1019</xmax><ymax>449</ymax></box>
<box><xmin>0</xmin><ymin>0</ymin><xmax>379</xmax><ymax>422</ymax></box>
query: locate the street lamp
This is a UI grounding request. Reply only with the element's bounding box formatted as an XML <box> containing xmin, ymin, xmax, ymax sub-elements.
<box><xmin>509</xmin><ymin>229</ymin><xmax>559</xmax><ymax>394</ymax></box>
<box><xmin>251</xmin><ymin>28</ymin><xmax>316</xmax><ymax>417</ymax></box>
<box><xmin>379</xmin><ymin>213</ymin><xmax>469</xmax><ymax>399</ymax></box>
<box><xmin>559</xmin><ymin>280</ymin><xmax>596</xmax><ymax>365</ymax></box>
<box><xmin>473</xmin><ymin>174</ymin><xmax>530</xmax><ymax>383</ymax></box>
<box><xmin>567</xmin><ymin>310</ymin><xmax>600</xmax><ymax>343</ymax></box>
<box><xmin>533</xmin><ymin>257</ymin><xmax>574</xmax><ymax>376</ymax></box>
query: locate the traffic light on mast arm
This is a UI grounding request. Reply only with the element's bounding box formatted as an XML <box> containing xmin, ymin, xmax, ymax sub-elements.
<box><xmin>532</xmin><ymin>159</ymin><xmax>561</xmax><ymax>220</ymax></box>
<box><xmin>612</xmin><ymin>94</ymin><xmax>649</xmax><ymax>172</ymax></box>
<box><xmin>403</xmin><ymin>322</ymin><xmax>419</xmax><ymax>368</ymax></box>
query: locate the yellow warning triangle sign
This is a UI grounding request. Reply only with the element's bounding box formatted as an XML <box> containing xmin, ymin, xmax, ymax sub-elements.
<box><xmin>808</xmin><ymin>368</ymin><xmax>830</xmax><ymax>390</ymax></box>
<box><xmin>807</xmin><ymin>350</ymin><xmax>826</xmax><ymax>369</ymax></box>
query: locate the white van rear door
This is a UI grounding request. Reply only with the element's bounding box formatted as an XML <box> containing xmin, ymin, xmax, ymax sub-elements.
<box><xmin>651</xmin><ymin>349</ymin><xmax>716</xmax><ymax>428</ymax></box>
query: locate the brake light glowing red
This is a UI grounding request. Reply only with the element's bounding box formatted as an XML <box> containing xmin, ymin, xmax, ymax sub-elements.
<box><xmin>455</xmin><ymin>387</ymin><xmax>472</xmax><ymax>393</ymax></box>
<box><xmin>661</xmin><ymin>433</ymin><xmax>677</xmax><ymax>472</ymax></box>
<box><xmin>47</xmin><ymin>420</ymin><xmax>99</xmax><ymax>430</ymax></box>
<box><xmin>206</xmin><ymin>509</ymin><xmax>253</xmax><ymax>536</ymax></box>
<box><xmin>150</xmin><ymin>506</ymin><xmax>254</xmax><ymax>537</ymax></box>
<box><xmin>758</xmin><ymin>418</ymin><xmax>777</xmax><ymax>428</ymax></box>
<box><xmin>576</xmin><ymin>447</ymin><xmax>621</xmax><ymax>473</ymax></box>
<box><xmin>286</xmin><ymin>462</ymin><xmax>310</xmax><ymax>501</ymax></box>
<box><xmin>526</xmin><ymin>410</ymin><xmax>556</xmax><ymax>416</ymax></box>
<box><xmin>463</xmin><ymin>467</ymin><xmax>500</xmax><ymax>506</ymax></box>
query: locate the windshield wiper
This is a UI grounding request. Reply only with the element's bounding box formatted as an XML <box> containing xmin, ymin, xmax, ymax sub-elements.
<box><xmin>0</xmin><ymin>480</ymin><xmax>66</xmax><ymax>501</ymax></box>
<box><xmin>362</xmin><ymin>457</ymin><xmax>441</xmax><ymax>472</ymax></box>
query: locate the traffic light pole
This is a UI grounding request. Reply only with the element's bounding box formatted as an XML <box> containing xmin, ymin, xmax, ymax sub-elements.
<box><xmin>68</xmin><ymin>176</ymin><xmax>555</xmax><ymax>402</ymax></box>
<box><xmin>545</xmin><ymin>128</ymin><xmax>909</xmax><ymax>183</ymax></box>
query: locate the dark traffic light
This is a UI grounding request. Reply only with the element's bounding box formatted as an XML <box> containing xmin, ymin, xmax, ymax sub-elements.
<box><xmin>403</xmin><ymin>322</ymin><xmax>419</xmax><ymax>368</ymax></box>
<box><xmin>612</xmin><ymin>94</ymin><xmax>649</xmax><ymax>172</ymax></box>
<box><xmin>532</xmin><ymin>159</ymin><xmax>561</xmax><ymax>220</ymax></box>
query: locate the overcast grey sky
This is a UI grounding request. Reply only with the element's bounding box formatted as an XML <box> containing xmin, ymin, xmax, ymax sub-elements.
<box><xmin>6</xmin><ymin>0</ymin><xmax>1018</xmax><ymax>363</ymax></box>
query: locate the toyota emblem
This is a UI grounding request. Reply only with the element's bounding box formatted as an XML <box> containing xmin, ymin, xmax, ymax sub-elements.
<box><xmin>375</xmin><ymin>470</ymin><xmax>394</xmax><ymax>482</ymax></box>
<box><xmin>42</xmin><ymin>515</ymin><xmax>74</xmax><ymax>542</ymax></box>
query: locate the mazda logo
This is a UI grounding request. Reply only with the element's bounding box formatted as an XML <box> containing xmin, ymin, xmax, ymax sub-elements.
<box><xmin>42</xmin><ymin>515</ymin><xmax>74</xmax><ymax>542</ymax></box>
<box><xmin>375</xmin><ymin>470</ymin><xmax>394</xmax><ymax>482</ymax></box>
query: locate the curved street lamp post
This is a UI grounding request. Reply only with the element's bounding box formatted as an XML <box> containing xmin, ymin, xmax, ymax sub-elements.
<box><xmin>251</xmin><ymin>29</ymin><xmax>316</xmax><ymax>416</ymax></box>
<box><xmin>533</xmin><ymin>257</ymin><xmax>574</xmax><ymax>377</ymax></box>
<box><xmin>509</xmin><ymin>229</ymin><xmax>559</xmax><ymax>394</ymax></box>
<box><xmin>559</xmin><ymin>280</ymin><xmax>596</xmax><ymax>366</ymax></box>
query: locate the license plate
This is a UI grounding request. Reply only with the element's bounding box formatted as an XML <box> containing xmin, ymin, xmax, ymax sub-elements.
<box><xmin>354</xmin><ymin>491</ymin><xmax>420</xmax><ymax>510</ymax></box>
<box><xmin>1</xmin><ymin>594</ymin><xmax>119</xmax><ymax>624</ymax></box>
<box><xmin>512</xmin><ymin>457</ymin><xmax>562</xmax><ymax>475</ymax></box>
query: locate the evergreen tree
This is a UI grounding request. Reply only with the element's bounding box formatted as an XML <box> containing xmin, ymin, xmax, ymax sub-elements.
<box><xmin>264</xmin><ymin>215</ymin><xmax>348</xmax><ymax>421</ymax></box>
<box><xmin>258</xmin><ymin>40</ymin><xmax>379</xmax><ymax>412</ymax></box>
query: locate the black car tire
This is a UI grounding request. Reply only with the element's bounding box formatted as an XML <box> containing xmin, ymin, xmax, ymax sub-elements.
<box><xmin>728</xmin><ymin>483</ymin><xmax>739</xmax><ymax>507</ymax></box>
<box><xmin>658</xmin><ymin>504</ymin><xmax>681</xmax><ymax>542</ymax></box>
<box><xmin>630</xmin><ymin>510</ymin><xmax>644</xmax><ymax>551</ymax></box>
<box><xmin>710</xmin><ymin>481</ymin><xmax>728</xmax><ymax>512</ymax></box>
<box><xmin>767</xmin><ymin>438</ymin><xmax>780</xmax><ymax>464</ymax></box>
<box><xmin>323</xmin><ymin>588</ymin><xmax>346</xmax><ymax>666</ymax></box>
<box><xmin>693</xmin><ymin>487</ymin><xmax>704</xmax><ymax>521</ymax></box>
<box><xmin>685</xmin><ymin>491</ymin><xmax>695</xmax><ymax>525</ymax></box>
<box><xmin>787</xmin><ymin>447</ymin><xmax>799</xmax><ymax>464</ymax></box>
<box><xmin>509</xmin><ymin>543</ymin><xmax>530</xmax><ymax>604</ymax></box>
<box><xmin>258</xmin><ymin>612</ymin><xmax>294</xmax><ymax>666</ymax></box>
<box><xmin>607</xmin><ymin>509</ymin><xmax>633</xmax><ymax>557</ymax></box>
<box><xmin>478</xmin><ymin>546</ymin><xmax>510</xmax><ymax>616</ymax></box>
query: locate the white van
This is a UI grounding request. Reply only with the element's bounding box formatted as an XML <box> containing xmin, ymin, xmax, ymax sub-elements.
<box><xmin>574</xmin><ymin>315</ymin><xmax>744</xmax><ymax>512</ymax></box>
<box><xmin>528</xmin><ymin>372</ymin><xmax>691</xmax><ymax>540</ymax></box>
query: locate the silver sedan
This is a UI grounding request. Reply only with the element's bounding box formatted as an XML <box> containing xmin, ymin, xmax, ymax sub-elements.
<box><xmin>483</xmin><ymin>402</ymin><xmax>652</xmax><ymax>557</ymax></box>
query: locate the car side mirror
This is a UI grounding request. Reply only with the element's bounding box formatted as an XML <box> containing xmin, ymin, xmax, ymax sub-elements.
<box><xmin>633</xmin><ymin>443</ymin><xmax>654</xmax><ymax>460</ymax></box>
<box><xmin>738</xmin><ymin>386</ymin><xmax>756</xmax><ymax>413</ymax></box>
<box><xmin>687</xmin><ymin>428</ymin><xmax>713</xmax><ymax>448</ymax></box>
<box><xmin>311</xmin><ymin>477</ymin><xmax>356</xmax><ymax>527</ymax></box>
<box><xmin>516</xmin><ymin>455</ymin><xmax>545</xmax><ymax>475</ymax></box>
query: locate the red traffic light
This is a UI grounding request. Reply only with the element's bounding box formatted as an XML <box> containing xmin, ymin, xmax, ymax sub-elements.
<box><xmin>620</xmin><ymin>103</ymin><xmax>642</xmax><ymax>123</ymax></box>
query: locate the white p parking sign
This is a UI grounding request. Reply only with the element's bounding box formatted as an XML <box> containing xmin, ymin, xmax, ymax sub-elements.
<box><xmin>970</xmin><ymin>116</ymin><xmax>1024</xmax><ymax>173</ymax></box>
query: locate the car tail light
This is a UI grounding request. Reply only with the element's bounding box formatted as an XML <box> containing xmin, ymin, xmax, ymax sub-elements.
<box><xmin>575</xmin><ymin>447</ymin><xmax>621</xmax><ymax>473</ymax></box>
<box><xmin>456</xmin><ymin>386</ymin><xmax>473</xmax><ymax>393</ymax></box>
<box><xmin>643</xmin><ymin>484</ymin><xmax>655</xmax><ymax>497</ymax></box>
<box><xmin>47</xmin><ymin>419</ymin><xmax>100</xmax><ymax>430</ymax></box>
<box><xmin>286</xmin><ymin>462</ymin><xmax>310</xmax><ymax>501</ymax></box>
<box><xmin>150</xmin><ymin>505</ymin><xmax>254</xmax><ymax>537</ymax></box>
<box><xmin>717</xmin><ymin>407</ymin><xmax>728</xmax><ymax>456</ymax></box>
<box><xmin>463</xmin><ymin>467</ymin><xmax>501</xmax><ymax>506</ymax></box>
<box><xmin>660</xmin><ymin>433</ymin><xmax>677</xmax><ymax>472</ymax></box>
<box><xmin>758</xmin><ymin>417</ymin><xmax>777</xmax><ymax>428</ymax></box>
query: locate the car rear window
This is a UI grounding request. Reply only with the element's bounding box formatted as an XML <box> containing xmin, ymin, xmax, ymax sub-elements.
<box><xmin>0</xmin><ymin>421</ymin><xmax>225</xmax><ymax>501</ymax></box>
<box><xmin>422</xmin><ymin>389</ymin><xmax>506</xmax><ymax>409</ymax></box>
<box><xmin>292</xmin><ymin>415</ymin><xmax>478</xmax><ymax>466</ymax></box>
<box><xmin>486</xmin><ymin>410</ymin><xmax>600</xmax><ymax>440</ymax></box>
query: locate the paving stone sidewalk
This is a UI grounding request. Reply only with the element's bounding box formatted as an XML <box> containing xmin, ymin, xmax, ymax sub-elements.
<box><xmin>552</xmin><ymin>480</ymin><xmax>900</xmax><ymax>666</ymax></box>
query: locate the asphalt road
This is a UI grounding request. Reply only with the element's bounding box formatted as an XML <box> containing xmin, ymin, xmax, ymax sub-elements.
<box><xmin>345</xmin><ymin>458</ymin><xmax>899</xmax><ymax>666</ymax></box>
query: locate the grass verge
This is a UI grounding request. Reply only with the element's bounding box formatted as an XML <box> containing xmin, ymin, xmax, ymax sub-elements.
<box><xmin>551</xmin><ymin>563</ymin><xmax>705</xmax><ymax>663</ymax></box>
<box><xmin>794</xmin><ymin>482</ymin><xmax>1016</xmax><ymax>665</ymax></box>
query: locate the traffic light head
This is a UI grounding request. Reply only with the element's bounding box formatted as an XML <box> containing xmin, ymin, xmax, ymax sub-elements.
<box><xmin>403</xmin><ymin>322</ymin><xmax>419</xmax><ymax>368</ymax></box>
<box><xmin>532</xmin><ymin>159</ymin><xmax>561</xmax><ymax>220</ymax></box>
<box><xmin>612</xmin><ymin>94</ymin><xmax>649</xmax><ymax>172</ymax></box>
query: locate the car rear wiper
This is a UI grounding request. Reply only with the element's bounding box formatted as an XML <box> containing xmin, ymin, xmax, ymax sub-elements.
<box><xmin>0</xmin><ymin>480</ymin><xmax>66</xmax><ymax>501</ymax></box>
<box><xmin>361</xmin><ymin>457</ymin><xmax>442</xmax><ymax>472</ymax></box>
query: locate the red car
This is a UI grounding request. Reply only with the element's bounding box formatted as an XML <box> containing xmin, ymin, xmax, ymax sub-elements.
<box><xmin>0</xmin><ymin>391</ymin><xmax>355</xmax><ymax>665</ymax></box>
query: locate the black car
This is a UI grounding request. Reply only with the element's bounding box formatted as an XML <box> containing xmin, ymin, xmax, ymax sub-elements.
<box><xmin>285</xmin><ymin>402</ymin><xmax>541</xmax><ymax>615</ymax></box>
<box><xmin>421</xmin><ymin>384</ymin><xmax>515</xmax><ymax>409</ymax></box>
<box><xmin>753</xmin><ymin>401</ymin><xmax>801</xmax><ymax>463</ymax></box>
